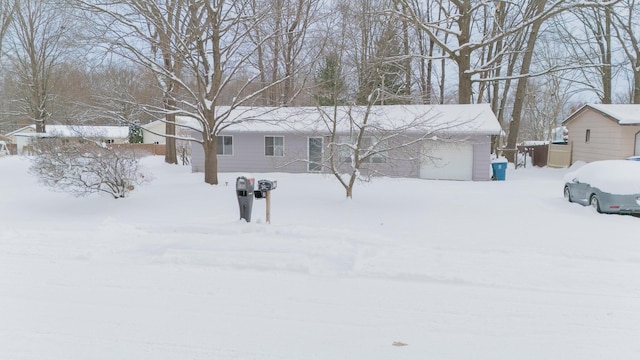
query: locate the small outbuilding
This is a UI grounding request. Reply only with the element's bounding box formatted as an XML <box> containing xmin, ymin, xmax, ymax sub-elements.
<box><xmin>562</xmin><ymin>104</ymin><xmax>640</xmax><ymax>163</ymax></box>
<box><xmin>189</xmin><ymin>104</ymin><xmax>502</xmax><ymax>181</ymax></box>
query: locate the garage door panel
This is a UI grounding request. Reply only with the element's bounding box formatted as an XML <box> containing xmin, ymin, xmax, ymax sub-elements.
<box><xmin>420</xmin><ymin>141</ymin><xmax>473</xmax><ymax>180</ymax></box>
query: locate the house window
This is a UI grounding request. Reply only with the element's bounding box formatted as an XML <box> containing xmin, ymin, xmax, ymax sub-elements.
<box><xmin>104</xmin><ymin>139</ymin><xmax>114</xmax><ymax>144</ymax></box>
<box><xmin>265</xmin><ymin>136</ymin><xmax>284</xmax><ymax>156</ymax></box>
<box><xmin>216</xmin><ymin>135</ymin><xmax>233</xmax><ymax>155</ymax></box>
<box><xmin>585</xmin><ymin>129</ymin><xmax>591</xmax><ymax>143</ymax></box>
<box><xmin>338</xmin><ymin>135</ymin><xmax>386</xmax><ymax>164</ymax></box>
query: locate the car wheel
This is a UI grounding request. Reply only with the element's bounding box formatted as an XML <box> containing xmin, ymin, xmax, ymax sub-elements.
<box><xmin>564</xmin><ymin>186</ymin><xmax>573</xmax><ymax>202</ymax></box>
<box><xmin>590</xmin><ymin>194</ymin><xmax>602</xmax><ymax>213</ymax></box>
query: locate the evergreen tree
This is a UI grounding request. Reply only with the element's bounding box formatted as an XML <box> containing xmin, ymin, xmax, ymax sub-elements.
<box><xmin>314</xmin><ymin>53</ymin><xmax>346</xmax><ymax>106</ymax></box>
<box><xmin>128</xmin><ymin>122</ymin><xmax>143</xmax><ymax>144</ymax></box>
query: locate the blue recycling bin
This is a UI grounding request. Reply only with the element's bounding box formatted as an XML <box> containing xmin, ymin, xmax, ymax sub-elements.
<box><xmin>491</xmin><ymin>162</ymin><xmax>507</xmax><ymax>181</ymax></box>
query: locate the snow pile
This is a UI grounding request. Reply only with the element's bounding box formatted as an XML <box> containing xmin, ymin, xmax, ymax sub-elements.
<box><xmin>563</xmin><ymin>160</ymin><xmax>640</xmax><ymax>194</ymax></box>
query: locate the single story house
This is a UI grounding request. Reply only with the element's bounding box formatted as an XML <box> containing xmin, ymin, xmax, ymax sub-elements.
<box><xmin>187</xmin><ymin>104</ymin><xmax>502</xmax><ymax>181</ymax></box>
<box><xmin>562</xmin><ymin>104</ymin><xmax>640</xmax><ymax>163</ymax></box>
<box><xmin>6</xmin><ymin>125</ymin><xmax>129</xmax><ymax>154</ymax></box>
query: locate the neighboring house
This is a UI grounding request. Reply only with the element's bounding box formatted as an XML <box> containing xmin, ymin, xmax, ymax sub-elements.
<box><xmin>188</xmin><ymin>104</ymin><xmax>502</xmax><ymax>181</ymax></box>
<box><xmin>562</xmin><ymin>104</ymin><xmax>640</xmax><ymax>164</ymax></box>
<box><xmin>6</xmin><ymin>125</ymin><xmax>129</xmax><ymax>154</ymax></box>
<box><xmin>141</xmin><ymin>118</ymin><xmax>192</xmax><ymax>144</ymax></box>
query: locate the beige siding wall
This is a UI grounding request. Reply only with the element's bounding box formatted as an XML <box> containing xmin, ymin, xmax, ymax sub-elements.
<box><xmin>567</xmin><ymin>110</ymin><xmax>627</xmax><ymax>163</ymax></box>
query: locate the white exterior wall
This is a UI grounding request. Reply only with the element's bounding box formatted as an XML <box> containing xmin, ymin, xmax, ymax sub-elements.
<box><xmin>142</xmin><ymin>122</ymin><xmax>168</xmax><ymax>144</ymax></box>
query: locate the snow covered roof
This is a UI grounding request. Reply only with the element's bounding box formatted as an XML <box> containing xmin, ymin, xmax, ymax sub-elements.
<box><xmin>8</xmin><ymin>125</ymin><xmax>129</xmax><ymax>139</ymax></box>
<box><xmin>167</xmin><ymin>104</ymin><xmax>502</xmax><ymax>135</ymax></box>
<box><xmin>570</xmin><ymin>104</ymin><xmax>640</xmax><ymax>125</ymax></box>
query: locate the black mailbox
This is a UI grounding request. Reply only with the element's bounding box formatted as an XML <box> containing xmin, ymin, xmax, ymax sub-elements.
<box><xmin>254</xmin><ymin>179</ymin><xmax>277</xmax><ymax>199</ymax></box>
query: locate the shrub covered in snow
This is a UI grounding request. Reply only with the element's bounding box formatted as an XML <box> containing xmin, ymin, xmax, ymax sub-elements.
<box><xmin>29</xmin><ymin>138</ymin><xmax>149</xmax><ymax>199</ymax></box>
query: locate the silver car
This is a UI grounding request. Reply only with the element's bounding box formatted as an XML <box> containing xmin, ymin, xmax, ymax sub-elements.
<box><xmin>564</xmin><ymin>160</ymin><xmax>640</xmax><ymax>215</ymax></box>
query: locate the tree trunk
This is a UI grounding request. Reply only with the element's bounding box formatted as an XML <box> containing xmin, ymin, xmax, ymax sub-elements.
<box><xmin>35</xmin><ymin>117</ymin><xmax>45</xmax><ymax>133</ymax></box>
<box><xmin>164</xmin><ymin>97</ymin><xmax>177</xmax><ymax>164</ymax></box>
<box><xmin>401</xmin><ymin>2</ymin><xmax>411</xmax><ymax>98</ymax></box>
<box><xmin>271</xmin><ymin>0</ymin><xmax>282</xmax><ymax>105</ymax></box>
<box><xmin>634</xmin><ymin>63</ymin><xmax>640</xmax><ymax>104</ymax></box>
<box><xmin>458</xmin><ymin>48</ymin><xmax>473</xmax><ymax>104</ymax></box>
<box><xmin>506</xmin><ymin>1</ymin><xmax>547</xmax><ymax>163</ymax></box>
<box><xmin>346</xmin><ymin>172</ymin><xmax>356</xmax><ymax>199</ymax></box>
<box><xmin>602</xmin><ymin>5</ymin><xmax>612</xmax><ymax>104</ymax></box>
<box><xmin>203</xmin><ymin>138</ymin><xmax>219</xmax><ymax>185</ymax></box>
<box><xmin>165</xmin><ymin>114</ymin><xmax>177</xmax><ymax>164</ymax></box>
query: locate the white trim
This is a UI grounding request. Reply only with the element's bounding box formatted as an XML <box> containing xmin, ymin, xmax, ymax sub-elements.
<box><xmin>307</xmin><ymin>137</ymin><xmax>323</xmax><ymax>172</ymax></box>
<box><xmin>216</xmin><ymin>135</ymin><xmax>234</xmax><ymax>156</ymax></box>
<box><xmin>264</xmin><ymin>135</ymin><xmax>285</xmax><ymax>157</ymax></box>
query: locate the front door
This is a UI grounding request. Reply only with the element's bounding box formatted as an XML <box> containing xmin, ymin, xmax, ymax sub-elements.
<box><xmin>308</xmin><ymin>137</ymin><xmax>323</xmax><ymax>172</ymax></box>
<box><xmin>635</xmin><ymin>131</ymin><xmax>640</xmax><ymax>156</ymax></box>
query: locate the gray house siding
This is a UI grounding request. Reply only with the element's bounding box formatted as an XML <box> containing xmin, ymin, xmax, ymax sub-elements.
<box><xmin>217</xmin><ymin>132</ymin><xmax>308</xmax><ymax>173</ymax></box>
<box><xmin>332</xmin><ymin>137</ymin><xmax>420</xmax><ymax>178</ymax></box>
<box><xmin>191</xmin><ymin>130</ymin><xmax>494</xmax><ymax>180</ymax></box>
<box><xmin>193</xmin><ymin>130</ymin><xmax>420</xmax><ymax>177</ymax></box>
<box><xmin>192</xmin><ymin>131</ymin><xmax>308</xmax><ymax>173</ymax></box>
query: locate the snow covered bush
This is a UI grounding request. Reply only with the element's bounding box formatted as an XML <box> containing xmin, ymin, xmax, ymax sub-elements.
<box><xmin>29</xmin><ymin>138</ymin><xmax>149</xmax><ymax>199</ymax></box>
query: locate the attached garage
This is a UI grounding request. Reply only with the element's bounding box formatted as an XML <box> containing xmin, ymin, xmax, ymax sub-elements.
<box><xmin>420</xmin><ymin>140</ymin><xmax>492</xmax><ymax>181</ymax></box>
<box><xmin>420</xmin><ymin>141</ymin><xmax>474</xmax><ymax>180</ymax></box>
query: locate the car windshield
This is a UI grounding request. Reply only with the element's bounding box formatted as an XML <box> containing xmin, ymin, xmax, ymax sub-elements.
<box><xmin>564</xmin><ymin>160</ymin><xmax>640</xmax><ymax>195</ymax></box>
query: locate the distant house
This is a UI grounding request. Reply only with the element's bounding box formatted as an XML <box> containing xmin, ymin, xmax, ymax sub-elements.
<box><xmin>562</xmin><ymin>104</ymin><xmax>640</xmax><ymax>163</ymax></box>
<box><xmin>6</xmin><ymin>125</ymin><xmax>129</xmax><ymax>155</ymax></box>
<box><xmin>187</xmin><ymin>104</ymin><xmax>502</xmax><ymax>181</ymax></box>
<box><xmin>141</xmin><ymin>118</ymin><xmax>192</xmax><ymax>144</ymax></box>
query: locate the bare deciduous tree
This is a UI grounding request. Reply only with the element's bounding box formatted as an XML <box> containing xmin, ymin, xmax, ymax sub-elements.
<box><xmin>553</xmin><ymin>5</ymin><xmax>615</xmax><ymax>104</ymax></box>
<box><xmin>5</xmin><ymin>0</ymin><xmax>70</xmax><ymax>133</ymax></box>
<box><xmin>248</xmin><ymin>0</ymin><xmax>319</xmax><ymax>105</ymax></box>
<box><xmin>76</xmin><ymin>0</ymin><xmax>316</xmax><ymax>184</ymax></box>
<box><xmin>312</xmin><ymin>9</ymin><xmax>466</xmax><ymax>198</ymax></box>
<box><xmin>0</xmin><ymin>0</ymin><xmax>15</xmax><ymax>55</ymax></box>
<box><xmin>610</xmin><ymin>0</ymin><xmax>640</xmax><ymax>103</ymax></box>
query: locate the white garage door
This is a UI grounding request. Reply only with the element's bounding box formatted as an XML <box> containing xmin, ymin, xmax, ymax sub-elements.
<box><xmin>420</xmin><ymin>141</ymin><xmax>474</xmax><ymax>181</ymax></box>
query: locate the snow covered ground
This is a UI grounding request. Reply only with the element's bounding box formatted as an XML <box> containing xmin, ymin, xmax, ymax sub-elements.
<box><xmin>1</xmin><ymin>155</ymin><xmax>639</xmax><ymax>360</ymax></box>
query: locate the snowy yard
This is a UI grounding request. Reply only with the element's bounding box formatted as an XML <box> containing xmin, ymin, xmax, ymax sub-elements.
<box><xmin>1</xmin><ymin>155</ymin><xmax>639</xmax><ymax>360</ymax></box>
